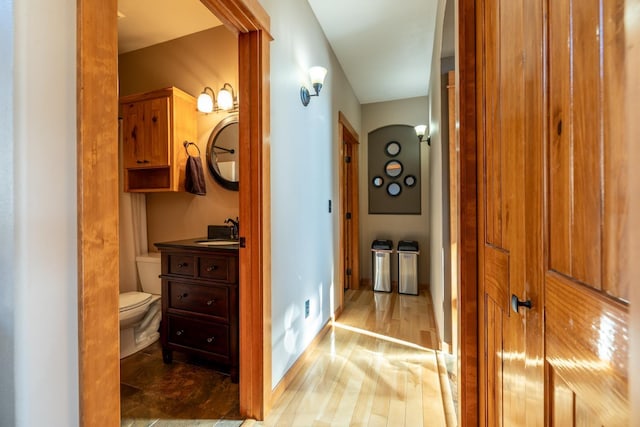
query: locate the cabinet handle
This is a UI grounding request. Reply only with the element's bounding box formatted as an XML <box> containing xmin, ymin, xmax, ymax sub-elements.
<box><xmin>152</xmin><ymin>116</ymin><xmax>158</xmax><ymax>123</ymax></box>
<box><xmin>206</xmin><ymin>299</ymin><xmax>216</xmax><ymax>306</ymax></box>
<box><xmin>136</xmin><ymin>160</ymin><xmax>144</xmax><ymax>164</ymax></box>
<box><xmin>206</xmin><ymin>265</ymin><xmax>218</xmax><ymax>272</ymax></box>
<box><xmin>177</xmin><ymin>293</ymin><xmax>188</xmax><ymax>300</ymax></box>
<box><xmin>176</xmin><ymin>329</ymin><xmax>184</xmax><ymax>336</ymax></box>
<box><xmin>178</xmin><ymin>262</ymin><xmax>188</xmax><ymax>268</ymax></box>
<box><xmin>206</xmin><ymin>336</ymin><xmax>215</xmax><ymax>343</ymax></box>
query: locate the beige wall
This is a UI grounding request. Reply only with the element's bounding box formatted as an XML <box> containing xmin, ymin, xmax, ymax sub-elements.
<box><xmin>360</xmin><ymin>97</ymin><xmax>430</xmax><ymax>286</ymax></box>
<box><xmin>118</xmin><ymin>26</ymin><xmax>240</xmax><ymax>250</ymax></box>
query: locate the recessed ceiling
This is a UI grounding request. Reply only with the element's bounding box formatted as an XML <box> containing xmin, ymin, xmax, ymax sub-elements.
<box><xmin>117</xmin><ymin>0</ymin><xmax>222</xmax><ymax>54</ymax></box>
<box><xmin>307</xmin><ymin>0</ymin><xmax>439</xmax><ymax>104</ymax></box>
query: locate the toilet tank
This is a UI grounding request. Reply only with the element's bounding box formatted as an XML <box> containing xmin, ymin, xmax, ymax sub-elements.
<box><xmin>136</xmin><ymin>252</ymin><xmax>161</xmax><ymax>295</ymax></box>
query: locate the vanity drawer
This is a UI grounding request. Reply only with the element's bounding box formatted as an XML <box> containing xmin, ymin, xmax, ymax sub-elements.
<box><xmin>168</xmin><ymin>281</ymin><xmax>229</xmax><ymax>320</ymax></box>
<box><xmin>168</xmin><ymin>254</ymin><xmax>195</xmax><ymax>276</ymax></box>
<box><xmin>167</xmin><ymin>315</ymin><xmax>229</xmax><ymax>358</ymax></box>
<box><xmin>197</xmin><ymin>255</ymin><xmax>235</xmax><ymax>282</ymax></box>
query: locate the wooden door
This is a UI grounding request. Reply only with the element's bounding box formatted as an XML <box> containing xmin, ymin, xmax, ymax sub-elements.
<box><xmin>546</xmin><ymin>0</ymin><xmax>629</xmax><ymax>424</ymax></box>
<box><xmin>478</xmin><ymin>0</ymin><xmax>542</xmax><ymax>424</ymax></box>
<box><xmin>343</xmin><ymin>140</ymin><xmax>355</xmax><ymax>290</ymax></box>
<box><xmin>339</xmin><ymin>112</ymin><xmax>360</xmax><ymax>293</ymax></box>
<box><xmin>477</xmin><ymin>0</ymin><xmax>630</xmax><ymax>425</ymax></box>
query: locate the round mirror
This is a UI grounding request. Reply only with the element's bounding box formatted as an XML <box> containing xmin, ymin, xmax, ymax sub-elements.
<box><xmin>206</xmin><ymin>114</ymin><xmax>239</xmax><ymax>191</ymax></box>
<box><xmin>387</xmin><ymin>182</ymin><xmax>402</xmax><ymax>197</ymax></box>
<box><xmin>404</xmin><ymin>175</ymin><xmax>416</xmax><ymax>187</ymax></box>
<box><xmin>372</xmin><ymin>176</ymin><xmax>384</xmax><ymax>187</ymax></box>
<box><xmin>385</xmin><ymin>141</ymin><xmax>401</xmax><ymax>157</ymax></box>
<box><xmin>384</xmin><ymin>160</ymin><xmax>403</xmax><ymax>178</ymax></box>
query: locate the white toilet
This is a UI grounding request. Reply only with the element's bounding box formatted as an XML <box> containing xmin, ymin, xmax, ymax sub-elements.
<box><xmin>119</xmin><ymin>252</ymin><xmax>162</xmax><ymax>359</ymax></box>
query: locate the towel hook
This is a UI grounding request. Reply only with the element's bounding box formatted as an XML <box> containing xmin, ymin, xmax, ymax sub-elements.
<box><xmin>183</xmin><ymin>141</ymin><xmax>201</xmax><ymax>157</ymax></box>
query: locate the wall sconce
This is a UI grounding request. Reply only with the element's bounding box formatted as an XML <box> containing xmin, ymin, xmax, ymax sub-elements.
<box><xmin>414</xmin><ymin>124</ymin><xmax>430</xmax><ymax>146</ymax></box>
<box><xmin>197</xmin><ymin>83</ymin><xmax>239</xmax><ymax>113</ymax></box>
<box><xmin>300</xmin><ymin>66</ymin><xmax>328</xmax><ymax>107</ymax></box>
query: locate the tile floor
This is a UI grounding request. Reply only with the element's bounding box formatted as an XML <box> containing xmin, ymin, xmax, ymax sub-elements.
<box><xmin>120</xmin><ymin>341</ymin><xmax>242</xmax><ymax>426</ymax></box>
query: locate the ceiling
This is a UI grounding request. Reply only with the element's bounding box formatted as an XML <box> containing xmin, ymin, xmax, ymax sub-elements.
<box><xmin>117</xmin><ymin>0</ymin><xmax>439</xmax><ymax>104</ymax></box>
<box><xmin>117</xmin><ymin>0</ymin><xmax>221</xmax><ymax>54</ymax></box>
<box><xmin>306</xmin><ymin>0</ymin><xmax>438</xmax><ymax>104</ymax></box>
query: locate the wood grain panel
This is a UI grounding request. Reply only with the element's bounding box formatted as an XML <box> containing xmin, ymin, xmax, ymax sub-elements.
<box><xmin>545</xmin><ymin>272</ymin><xmax>629</xmax><ymax>426</ymax></box>
<box><xmin>485</xmin><ymin>297</ymin><xmax>504</xmax><ymax>427</ymax></box>
<box><xmin>551</xmin><ymin>369</ymin><xmax>575</xmax><ymax>426</ymax></box>
<box><xmin>458</xmin><ymin>0</ymin><xmax>479</xmax><ymax>423</ymax></box>
<box><xmin>238</xmin><ymin>28</ymin><xmax>271</xmax><ymax>419</ymax></box>
<box><xmin>548</xmin><ymin>0</ymin><xmax>573</xmax><ymax>276</ymax></box>
<box><xmin>522</xmin><ymin>0</ymin><xmax>546</xmax><ymax>423</ymax></box>
<box><xmin>570</xmin><ymin>0</ymin><xmax>603</xmax><ymax>289</ymax></box>
<box><xmin>602</xmin><ymin>0</ymin><xmax>628</xmax><ymax>301</ymax></box>
<box><xmin>484</xmin><ymin>246</ymin><xmax>509</xmax><ymax>313</ymax></box>
<box><xmin>483</xmin><ymin>0</ymin><xmax>503</xmax><ymax>248</ymax></box>
<box><xmin>77</xmin><ymin>0</ymin><xmax>120</xmax><ymax>425</ymax></box>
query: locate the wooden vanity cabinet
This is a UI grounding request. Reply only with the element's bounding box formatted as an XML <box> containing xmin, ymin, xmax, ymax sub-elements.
<box><xmin>158</xmin><ymin>246</ymin><xmax>239</xmax><ymax>382</ymax></box>
<box><xmin>120</xmin><ymin>87</ymin><xmax>197</xmax><ymax>192</ymax></box>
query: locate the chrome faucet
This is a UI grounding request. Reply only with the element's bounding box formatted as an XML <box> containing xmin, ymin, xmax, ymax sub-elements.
<box><xmin>224</xmin><ymin>217</ymin><xmax>239</xmax><ymax>240</ymax></box>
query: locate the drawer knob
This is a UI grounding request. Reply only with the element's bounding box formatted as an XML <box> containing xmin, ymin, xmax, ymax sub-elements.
<box><xmin>206</xmin><ymin>299</ymin><xmax>216</xmax><ymax>306</ymax></box>
<box><xmin>178</xmin><ymin>262</ymin><xmax>188</xmax><ymax>268</ymax></box>
<box><xmin>176</xmin><ymin>329</ymin><xmax>184</xmax><ymax>336</ymax></box>
<box><xmin>206</xmin><ymin>337</ymin><xmax>215</xmax><ymax>343</ymax></box>
<box><xmin>206</xmin><ymin>265</ymin><xmax>218</xmax><ymax>272</ymax></box>
<box><xmin>177</xmin><ymin>293</ymin><xmax>188</xmax><ymax>300</ymax></box>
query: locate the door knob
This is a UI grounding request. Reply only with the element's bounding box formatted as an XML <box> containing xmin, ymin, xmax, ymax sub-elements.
<box><xmin>511</xmin><ymin>294</ymin><xmax>532</xmax><ymax>313</ymax></box>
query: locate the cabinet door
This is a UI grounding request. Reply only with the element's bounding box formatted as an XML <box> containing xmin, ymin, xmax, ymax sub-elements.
<box><xmin>144</xmin><ymin>96</ymin><xmax>170</xmax><ymax>167</ymax></box>
<box><xmin>121</xmin><ymin>100</ymin><xmax>146</xmax><ymax>169</ymax></box>
<box><xmin>121</xmin><ymin>96</ymin><xmax>169</xmax><ymax>168</ymax></box>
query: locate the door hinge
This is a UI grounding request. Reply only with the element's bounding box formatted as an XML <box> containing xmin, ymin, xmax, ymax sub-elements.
<box><xmin>239</xmin><ymin>237</ymin><xmax>246</xmax><ymax>248</ymax></box>
<box><xmin>346</xmin><ymin>212</ymin><xmax>352</xmax><ymax>219</ymax></box>
<box><xmin>346</xmin><ymin>268</ymin><xmax>352</xmax><ymax>276</ymax></box>
<box><xmin>345</xmin><ymin>156</ymin><xmax>352</xmax><ymax>163</ymax></box>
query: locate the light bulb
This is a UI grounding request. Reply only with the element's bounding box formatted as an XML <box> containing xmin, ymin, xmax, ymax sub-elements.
<box><xmin>217</xmin><ymin>88</ymin><xmax>233</xmax><ymax>111</ymax></box>
<box><xmin>197</xmin><ymin>91</ymin><xmax>214</xmax><ymax>113</ymax></box>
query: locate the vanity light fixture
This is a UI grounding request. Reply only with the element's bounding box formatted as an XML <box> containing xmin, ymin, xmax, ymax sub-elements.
<box><xmin>300</xmin><ymin>66</ymin><xmax>328</xmax><ymax>106</ymax></box>
<box><xmin>414</xmin><ymin>124</ymin><xmax>430</xmax><ymax>146</ymax></box>
<box><xmin>197</xmin><ymin>83</ymin><xmax>239</xmax><ymax>114</ymax></box>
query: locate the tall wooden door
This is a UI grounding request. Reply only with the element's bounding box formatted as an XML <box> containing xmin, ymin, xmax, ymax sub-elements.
<box><xmin>477</xmin><ymin>0</ymin><xmax>629</xmax><ymax>425</ymax></box>
<box><xmin>339</xmin><ymin>112</ymin><xmax>360</xmax><ymax>292</ymax></box>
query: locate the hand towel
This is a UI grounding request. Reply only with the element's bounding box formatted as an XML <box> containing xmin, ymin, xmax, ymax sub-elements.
<box><xmin>185</xmin><ymin>155</ymin><xmax>207</xmax><ymax>195</ymax></box>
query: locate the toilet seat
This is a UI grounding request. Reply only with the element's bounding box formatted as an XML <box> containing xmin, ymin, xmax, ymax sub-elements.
<box><xmin>119</xmin><ymin>291</ymin><xmax>152</xmax><ymax>312</ymax></box>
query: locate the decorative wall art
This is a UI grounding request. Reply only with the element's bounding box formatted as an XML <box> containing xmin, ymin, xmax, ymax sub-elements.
<box><xmin>368</xmin><ymin>124</ymin><xmax>421</xmax><ymax>214</ymax></box>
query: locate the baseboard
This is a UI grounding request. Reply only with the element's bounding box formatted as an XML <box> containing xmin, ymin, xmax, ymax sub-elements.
<box><xmin>270</xmin><ymin>320</ymin><xmax>332</xmax><ymax>407</ymax></box>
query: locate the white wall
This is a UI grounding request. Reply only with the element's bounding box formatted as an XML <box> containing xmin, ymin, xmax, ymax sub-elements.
<box><xmin>0</xmin><ymin>0</ymin><xmax>15</xmax><ymax>424</ymax></box>
<box><xmin>360</xmin><ymin>98</ymin><xmax>430</xmax><ymax>286</ymax></box>
<box><xmin>257</xmin><ymin>0</ymin><xmax>361</xmax><ymax>388</ymax></box>
<box><xmin>428</xmin><ymin>0</ymin><xmax>448</xmax><ymax>346</ymax></box>
<box><xmin>10</xmin><ymin>0</ymin><xmax>79</xmax><ymax>426</ymax></box>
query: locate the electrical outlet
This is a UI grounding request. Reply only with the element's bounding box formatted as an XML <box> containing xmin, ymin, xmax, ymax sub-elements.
<box><xmin>305</xmin><ymin>299</ymin><xmax>310</xmax><ymax>318</ymax></box>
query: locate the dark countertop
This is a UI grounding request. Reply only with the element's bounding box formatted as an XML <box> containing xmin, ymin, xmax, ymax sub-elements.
<box><xmin>154</xmin><ymin>237</ymin><xmax>239</xmax><ymax>252</ymax></box>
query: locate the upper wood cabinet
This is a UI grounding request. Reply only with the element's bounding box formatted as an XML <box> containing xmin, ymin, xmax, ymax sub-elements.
<box><xmin>120</xmin><ymin>87</ymin><xmax>197</xmax><ymax>192</ymax></box>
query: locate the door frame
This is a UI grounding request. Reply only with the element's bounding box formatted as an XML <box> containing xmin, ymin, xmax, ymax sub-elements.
<box><xmin>455</xmin><ymin>0</ymin><xmax>479</xmax><ymax>425</ymax></box>
<box><xmin>338</xmin><ymin>111</ymin><xmax>360</xmax><ymax>307</ymax></box>
<box><xmin>77</xmin><ymin>0</ymin><xmax>272</xmax><ymax>424</ymax></box>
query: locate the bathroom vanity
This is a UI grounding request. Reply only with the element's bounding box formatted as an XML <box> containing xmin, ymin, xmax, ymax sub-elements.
<box><xmin>155</xmin><ymin>238</ymin><xmax>239</xmax><ymax>382</ymax></box>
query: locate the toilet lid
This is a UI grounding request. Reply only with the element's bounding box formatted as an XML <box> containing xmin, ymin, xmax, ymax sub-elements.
<box><xmin>119</xmin><ymin>291</ymin><xmax>152</xmax><ymax>312</ymax></box>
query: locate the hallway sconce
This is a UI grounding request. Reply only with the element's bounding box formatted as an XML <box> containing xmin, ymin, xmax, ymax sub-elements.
<box><xmin>414</xmin><ymin>124</ymin><xmax>430</xmax><ymax>146</ymax></box>
<box><xmin>197</xmin><ymin>83</ymin><xmax>239</xmax><ymax>113</ymax></box>
<box><xmin>300</xmin><ymin>66</ymin><xmax>328</xmax><ymax>106</ymax></box>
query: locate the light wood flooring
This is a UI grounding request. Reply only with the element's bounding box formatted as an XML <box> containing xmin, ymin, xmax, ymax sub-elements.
<box><xmin>251</xmin><ymin>288</ymin><xmax>456</xmax><ymax>427</ymax></box>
